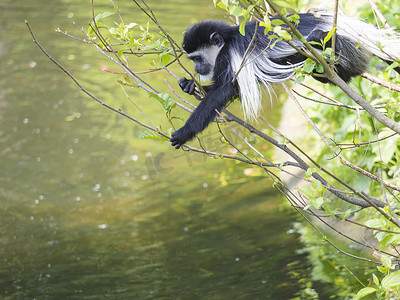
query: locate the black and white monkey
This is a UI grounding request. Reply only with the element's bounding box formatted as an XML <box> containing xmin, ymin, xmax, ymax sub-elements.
<box><xmin>170</xmin><ymin>11</ymin><xmax>400</xmax><ymax>149</ymax></box>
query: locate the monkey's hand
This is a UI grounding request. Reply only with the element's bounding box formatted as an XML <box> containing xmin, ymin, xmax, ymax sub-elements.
<box><xmin>170</xmin><ymin>125</ymin><xmax>196</xmax><ymax>149</ymax></box>
<box><xmin>178</xmin><ymin>77</ymin><xmax>196</xmax><ymax>95</ymax></box>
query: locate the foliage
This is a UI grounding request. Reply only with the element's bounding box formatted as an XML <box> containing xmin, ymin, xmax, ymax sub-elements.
<box><xmin>87</xmin><ymin>9</ymin><xmax>173</xmax><ymax>66</ymax></box>
<box><xmin>354</xmin><ymin>256</ymin><xmax>400</xmax><ymax>299</ymax></box>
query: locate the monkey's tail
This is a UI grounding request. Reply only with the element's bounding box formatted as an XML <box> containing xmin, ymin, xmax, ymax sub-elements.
<box><xmin>321</xmin><ymin>11</ymin><xmax>400</xmax><ymax>64</ymax></box>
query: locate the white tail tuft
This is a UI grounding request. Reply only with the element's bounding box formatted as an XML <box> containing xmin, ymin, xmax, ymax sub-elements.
<box><xmin>322</xmin><ymin>11</ymin><xmax>400</xmax><ymax>62</ymax></box>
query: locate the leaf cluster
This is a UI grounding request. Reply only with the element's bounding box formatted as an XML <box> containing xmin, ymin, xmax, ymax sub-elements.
<box><xmin>354</xmin><ymin>256</ymin><xmax>400</xmax><ymax>299</ymax></box>
<box><xmin>88</xmin><ymin>11</ymin><xmax>172</xmax><ymax>66</ymax></box>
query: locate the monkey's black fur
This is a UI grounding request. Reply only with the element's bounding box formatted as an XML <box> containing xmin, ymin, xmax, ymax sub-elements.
<box><xmin>170</xmin><ymin>13</ymin><xmax>399</xmax><ymax>149</ymax></box>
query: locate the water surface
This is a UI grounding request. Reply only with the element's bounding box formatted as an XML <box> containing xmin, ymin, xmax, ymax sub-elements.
<box><xmin>0</xmin><ymin>0</ymin><xmax>317</xmax><ymax>298</ymax></box>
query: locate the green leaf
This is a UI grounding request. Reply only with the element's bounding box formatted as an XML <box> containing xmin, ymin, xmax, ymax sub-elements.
<box><xmin>171</xmin><ymin>116</ymin><xmax>184</xmax><ymax>122</ymax></box>
<box><xmin>380</xmin><ymin>234</ymin><xmax>400</xmax><ymax>251</ymax></box>
<box><xmin>139</xmin><ymin>130</ymin><xmax>161</xmax><ymax>139</ymax></box>
<box><xmin>108</xmin><ymin>27</ymin><xmax>118</xmax><ymax>36</ymax></box>
<box><xmin>117</xmin><ymin>49</ymin><xmax>124</xmax><ymax>58</ymax></box>
<box><xmin>270</xmin><ymin>37</ymin><xmax>283</xmax><ymax>49</ymax></box>
<box><xmin>324</xmin><ymin>48</ymin><xmax>333</xmax><ymax>57</ymax></box>
<box><xmin>260</xmin><ymin>16</ymin><xmax>271</xmax><ymax>32</ymax></box>
<box><xmin>271</xmin><ymin>19</ymin><xmax>284</xmax><ymax>26</ymax></box>
<box><xmin>322</xmin><ymin>203</ymin><xmax>331</xmax><ymax>214</ymax></box>
<box><xmin>159</xmin><ymin>50</ymin><xmax>171</xmax><ymax>66</ymax></box>
<box><xmin>216</xmin><ymin>1</ymin><xmax>227</xmax><ymax>10</ymax></box>
<box><xmin>312</xmin><ymin>197</ymin><xmax>324</xmax><ymax>209</ymax></box>
<box><xmin>377</xmin><ymin>266</ymin><xmax>387</xmax><ymax>273</ymax></box>
<box><xmin>365</xmin><ymin>218</ymin><xmax>383</xmax><ymax>229</ymax></box>
<box><xmin>279</xmin><ymin>30</ymin><xmax>292</xmax><ymax>41</ymax></box>
<box><xmin>381</xmin><ymin>255</ymin><xmax>392</xmax><ymax>269</ymax></box>
<box><xmin>315</xmin><ymin>63</ymin><xmax>324</xmax><ymax>73</ymax></box>
<box><xmin>342</xmin><ymin>209</ymin><xmax>352</xmax><ymax>220</ymax></box>
<box><xmin>312</xmin><ymin>180</ymin><xmax>323</xmax><ymax>193</ymax></box>
<box><xmin>376</xmin><ymin>231</ymin><xmax>386</xmax><ymax>242</ymax></box>
<box><xmin>323</xmin><ymin>27</ymin><xmax>336</xmax><ymax>46</ymax></box>
<box><xmin>308</xmin><ymin>41</ymin><xmax>322</xmax><ymax>46</ymax></box>
<box><xmin>298</xmin><ymin>186</ymin><xmax>314</xmax><ymax>198</ymax></box>
<box><xmin>149</xmin><ymin>93</ymin><xmax>175</xmax><ymax>114</ymax></box>
<box><xmin>372</xmin><ymin>136</ymin><xmax>397</xmax><ymax>163</ymax></box>
<box><xmin>245</xmin><ymin>4</ymin><xmax>256</xmax><ymax>15</ymax></box>
<box><xmin>372</xmin><ymin>273</ymin><xmax>380</xmax><ymax>286</ymax></box>
<box><xmin>294</xmin><ymin>75</ymin><xmax>305</xmax><ymax>84</ymax></box>
<box><xmin>229</xmin><ymin>6</ymin><xmax>243</xmax><ymax>17</ymax></box>
<box><xmin>95</xmin><ymin>12</ymin><xmax>114</xmax><ymax>22</ymax></box>
<box><xmin>239</xmin><ymin>21</ymin><xmax>246</xmax><ymax>36</ymax></box>
<box><xmin>260</xmin><ymin>22</ymin><xmax>271</xmax><ymax>34</ymax></box>
<box><xmin>353</xmin><ymin>287</ymin><xmax>377</xmax><ymax>299</ymax></box>
<box><xmin>97</xmin><ymin>24</ymin><xmax>108</xmax><ymax>30</ymax></box>
<box><xmin>303</xmin><ymin>58</ymin><xmax>316</xmax><ymax>74</ymax></box>
<box><xmin>125</xmin><ymin>22</ymin><xmax>138</xmax><ymax>29</ymax></box>
<box><xmin>381</xmin><ymin>270</ymin><xmax>400</xmax><ymax>289</ymax></box>
<box><xmin>273</xmin><ymin>26</ymin><xmax>291</xmax><ymax>41</ymax></box>
<box><xmin>287</xmin><ymin>14</ymin><xmax>300</xmax><ymax>25</ymax></box>
<box><xmin>305</xmin><ymin>168</ymin><xmax>313</xmax><ymax>178</ymax></box>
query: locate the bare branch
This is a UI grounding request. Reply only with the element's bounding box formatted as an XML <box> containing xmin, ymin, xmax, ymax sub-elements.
<box><xmin>361</xmin><ymin>72</ymin><xmax>400</xmax><ymax>93</ymax></box>
<box><xmin>368</xmin><ymin>0</ymin><xmax>396</xmax><ymax>34</ymax></box>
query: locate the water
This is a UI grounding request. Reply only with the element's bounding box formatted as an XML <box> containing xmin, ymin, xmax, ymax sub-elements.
<box><xmin>1</xmin><ymin>0</ymin><xmax>318</xmax><ymax>298</ymax></box>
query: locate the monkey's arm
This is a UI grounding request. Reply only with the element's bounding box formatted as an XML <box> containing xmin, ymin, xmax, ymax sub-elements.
<box><xmin>171</xmin><ymin>82</ymin><xmax>236</xmax><ymax>149</ymax></box>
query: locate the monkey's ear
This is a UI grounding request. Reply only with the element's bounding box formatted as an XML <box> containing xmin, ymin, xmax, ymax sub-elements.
<box><xmin>210</xmin><ymin>32</ymin><xmax>224</xmax><ymax>47</ymax></box>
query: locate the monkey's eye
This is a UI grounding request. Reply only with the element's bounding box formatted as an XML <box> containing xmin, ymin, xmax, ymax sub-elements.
<box><xmin>189</xmin><ymin>55</ymin><xmax>202</xmax><ymax>62</ymax></box>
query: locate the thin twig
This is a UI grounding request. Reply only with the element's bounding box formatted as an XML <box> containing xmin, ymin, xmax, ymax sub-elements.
<box><xmin>292</xmin><ymin>88</ymin><xmax>386</xmax><ymax>111</ymax></box>
<box><xmin>337</xmin><ymin>133</ymin><xmax>397</xmax><ymax>149</ymax></box>
<box><xmin>308</xmin><ymin>208</ymin><xmax>395</xmax><ymax>258</ymax></box>
<box><xmin>361</xmin><ymin>72</ymin><xmax>400</xmax><ymax>93</ymax></box>
<box><xmin>296</xmin><ymin>207</ymin><xmax>380</xmax><ymax>264</ymax></box>
<box><xmin>368</xmin><ymin>0</ymin><xmax>396</xmax><ymax>34</ymax></box>
<box><xmin>330</xmin><ymin>0</ymin><xmax>339</xmax><ymax>69</ymax></box>
<box><xmin>119</xmin><ymin>84</ymin><xmax>158</xmax><ymax>128</ymax></box>
<box><xmin>108</xmin><ymin>0</ymin><xmax>124</xmax><ymax>23</ymax></box>
<box><xmin>216</xmin><ymin>110</ymin><xmax>275</xmax><ymax>166</ymax></box>
<box><xmin>343</xmin><ymin>265</ymin><xmax>367</xmax><ymax>288</ymax></box>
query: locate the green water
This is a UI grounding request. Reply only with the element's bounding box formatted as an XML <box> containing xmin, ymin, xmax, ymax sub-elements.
<box><xmin>0</xmin><ymin>0</ymin><xmax>321</xmax><ymax>299</ymax></box>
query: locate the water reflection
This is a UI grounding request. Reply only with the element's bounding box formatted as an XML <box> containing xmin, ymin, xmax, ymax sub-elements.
<box><xmin>1</xmin><ymin>0</ymin><xmax>317</xmax><ymax>299</ymax></box>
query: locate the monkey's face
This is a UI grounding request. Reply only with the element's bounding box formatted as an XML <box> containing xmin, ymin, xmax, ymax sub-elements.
<box><xmin>187</xmin><ymin>45</ymin><xmax>223</xmax><ymax>82</ymax></box>
<box><xmin>188</xmin><ymin>51</ymin><xmax>212</xmax><ymax>75</ymax></box>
